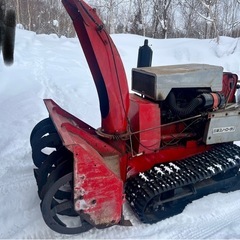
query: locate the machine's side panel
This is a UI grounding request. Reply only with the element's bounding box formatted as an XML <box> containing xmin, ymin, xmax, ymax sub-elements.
<box><xmin>129</xmin><ymin>94</ymin><xmax>161</xmax><ymax>154</ymax></box>
<box><xmin>73</xmin><ymin>145</ymin><xmax>123</xmax><ymax>227</ymax></box>
<box><xmin>203</xmin><ymin>109</ymin><xmax>240</xmax><ymax>144</ymax></box>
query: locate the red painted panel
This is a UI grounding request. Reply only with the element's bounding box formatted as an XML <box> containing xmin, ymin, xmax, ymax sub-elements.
<box><xmin>127</xmin><ymin>141</ymin><xmax>210</xmax><ymax>178</ymax></box>
<box><xmin>129</xmin><ymin>94</ymin><xmax>161</xmax><ymax>154</ymax></box>
<box><xmin>44</xmin><ymin>99</ymin><xmax>120</xmax><ymax>155</ymax></box>
<box><xmin>73</xmin><ymin>144</ymin><xmax>123</xmax><ymax>227</ymax></box>
<box><xmin>221</xmin><ymin>73</ymin><xmax>238</xmax><ymax>103</ymax></box>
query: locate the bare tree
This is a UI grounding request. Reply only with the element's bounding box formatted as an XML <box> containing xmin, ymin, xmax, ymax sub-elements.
<box><xmin>220</xmin><ymin>0</ymin><xmax>240</xmax><ymax>37</ymax></box>
<box><xmin>178</xmin><ymin>0</ymin><xmax>201</xmax><ymax>38</ymax></box>
<box><xmin>5</xmin><ymin>0</ymin><xmax>75</xmax><ymax>37</ymax></box>
<box><xmin>151</xmin><ymin>0</ymin><xmax>173</xmax><ymax>38</ymax></box>
<box><xmin>130</xmin><ymin>0</ymin><xmax>153</xmax><ymax>36</ymax></box>
<box><xmin>89</xmin><ymin>0</ymin><xmax>129</xmax><ymax>34</ymax></box>
<box><xmin>4</xmin><ymin>0</ymin><xmax>240</xmax><ymax>39</ymax></box>
<box><xmin>178</xmin><ymin>0</ymin><xmax>220</xmax><ymax>40</ymax></box>
<box><xmin>198</xmin><ymin>0</ymin><xmax>219</xmax><ymax>40</ymax></box>
<box><xmin>16</xmin><ymin>0</ymin><xmax>20</xmax><ymax>24</ymax></box>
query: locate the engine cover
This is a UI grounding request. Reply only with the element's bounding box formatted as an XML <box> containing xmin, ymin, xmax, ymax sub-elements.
<box><xmin>132</xmin><ymin>64</ymin><xmax>223</xmax><ymax>101</ymax></box>
<box><xmin>203</xmin><ymin>107</ymin><xmax>240</xmax><ymax>144</ymax></box>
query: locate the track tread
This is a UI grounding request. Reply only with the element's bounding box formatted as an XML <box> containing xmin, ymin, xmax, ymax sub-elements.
<box><xmin>125</xmin><ymin>143</ymin><xmax>240</xmax><ymax>224</ymax></box>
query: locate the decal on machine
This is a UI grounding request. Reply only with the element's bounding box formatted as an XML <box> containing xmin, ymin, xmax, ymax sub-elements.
<box><xmin>212</xmin><ymin>126</ymin><xmax>236</xmax><ymax>134</ymax></box>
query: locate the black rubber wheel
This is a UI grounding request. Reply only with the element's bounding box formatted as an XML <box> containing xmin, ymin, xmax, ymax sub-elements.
<box><xmin>32</xmin><ymin>132</ymin><xmax>62</xmax><ymax>168</ymax></box>
<box><xmin>2</xmin><ymin>9</ymin><xmax>16</xmax><ymax>65</ymax></box>
<box><xmin>41</xmin><ymin>162</ymin><xmax>93</xmax><ymax>234</ymax></box>
<box><xmin>30</xmin><ymin>118</ymin><xmax>55</xmax><ymax>147</ymax></box>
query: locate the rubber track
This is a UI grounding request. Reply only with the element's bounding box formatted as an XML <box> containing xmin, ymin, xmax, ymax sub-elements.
<box><xmin>125</xmin><ymin>143</ymin><xmax>240</xmax><ymax>223</ymax></box>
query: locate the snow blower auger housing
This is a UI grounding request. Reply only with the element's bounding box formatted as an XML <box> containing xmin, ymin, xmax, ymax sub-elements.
<box><xmin>30</xmin><ymin>0</ymin><xmax>240</xmax><ymax>234</ymax></box>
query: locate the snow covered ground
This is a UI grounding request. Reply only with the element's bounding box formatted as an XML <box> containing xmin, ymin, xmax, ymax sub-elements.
<box><xmin>0</xmin><ymin>28</ymin><xmax>240</xmax><ymax>239</ymax></box>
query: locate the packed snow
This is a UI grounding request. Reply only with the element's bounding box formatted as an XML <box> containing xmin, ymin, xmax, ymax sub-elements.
<box><xmin>0</xmin><ymin>28</ymin><xmax>240</xmax><ymax>239</ymax></box>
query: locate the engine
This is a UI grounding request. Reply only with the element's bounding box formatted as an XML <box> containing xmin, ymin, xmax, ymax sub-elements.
<box><xmin>131</xmin><ymin>64</ymin><xmax>240</xmax><ymax>151</ymax></box>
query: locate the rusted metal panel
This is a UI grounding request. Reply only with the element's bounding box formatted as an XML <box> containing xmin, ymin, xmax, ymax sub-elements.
<box><xmin>73</xmin><ymin>145</ymin><xmax>124</xmax><ymax>227</ymax></box>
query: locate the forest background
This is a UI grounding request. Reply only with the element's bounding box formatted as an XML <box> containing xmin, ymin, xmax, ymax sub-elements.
<box><xmin>6</xmin><ymin>0</ymin><xmax>240</xmax><ymax>41</ymax></box>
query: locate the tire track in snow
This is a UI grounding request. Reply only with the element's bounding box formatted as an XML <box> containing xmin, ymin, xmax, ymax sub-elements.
<box><xmin>31</xmin><ymin>39</ymin><xmax>60</xmax><ymax>101</ymax></box>
<box><xmin>31</xmin><ymin>41</ymin><xmax>71</xmax><ymax>108</ymax></box>
<box><xmin>168</xmin><ymin>203</ymin><xmax>240</xmax><ymax>239</ymax></box>
<box><xmin>31</xmin><ymin>36</ymin><xmax>101</xmax><ymax>128</ymax></box>
<box><xmin>32</xmin><ymin>55</ymin><xmax>52</xmax><ymax>100</ymax></box>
